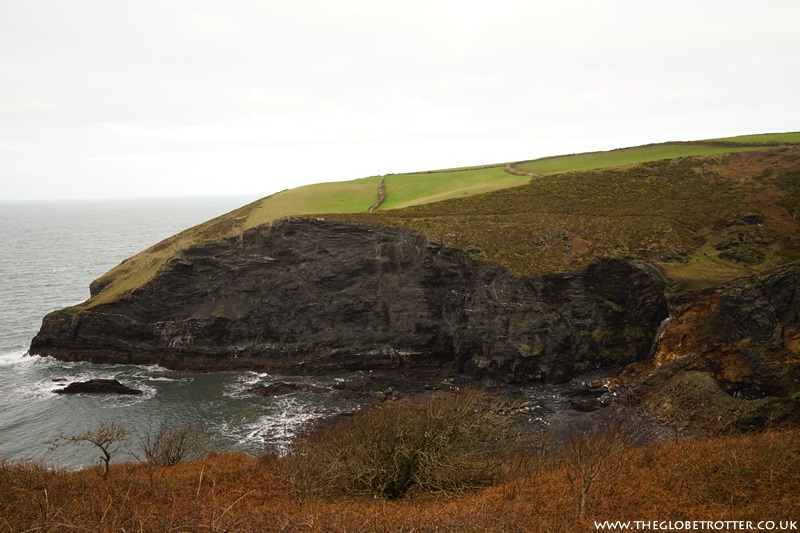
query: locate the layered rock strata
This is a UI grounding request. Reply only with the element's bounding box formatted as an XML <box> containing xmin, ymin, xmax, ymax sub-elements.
<box><xmin>31</xmin><ymin>218</ymin><xmax>669</xmax><ymax>383</ymax></box>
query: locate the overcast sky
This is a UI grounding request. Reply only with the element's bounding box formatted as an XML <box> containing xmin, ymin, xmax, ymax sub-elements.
<box><xmin>1</xmin><ymin>0</ymin><xmax>798</xmax><ymax>201</ymax></box>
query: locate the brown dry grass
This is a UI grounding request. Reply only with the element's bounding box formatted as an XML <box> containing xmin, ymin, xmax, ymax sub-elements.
<box><xmin>1</xmin><ymin>429</ymin><xmax>798</xmax><ymax>532</ymax></box>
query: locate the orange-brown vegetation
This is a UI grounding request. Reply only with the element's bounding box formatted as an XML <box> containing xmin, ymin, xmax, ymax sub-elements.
<box><xmin>1</xmin><ymin>428</ymin><xmax>798</xmax><ymax>532</ymax></box>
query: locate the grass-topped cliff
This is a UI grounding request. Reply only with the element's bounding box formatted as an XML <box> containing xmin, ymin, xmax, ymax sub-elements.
<box><xmin>84</xmin><ymin>132</ymin><xmax>800</xmax><ymax>307</ymax></box>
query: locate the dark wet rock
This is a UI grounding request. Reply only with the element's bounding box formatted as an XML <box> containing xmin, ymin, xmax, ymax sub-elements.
<box><xmin>331</xmin><ymin>368</ymin><xmax>465</xmax><ymax>405</ymax></box>
<box><xmin>250</xmin><ymin>382</ymin><xmax>329</xmax><ymax>397</ymax></box>
<box><xmin>726</xmin><ymin>392</ymin><xmax>800</xmax><ymax>431</ymax></box>
<box><xmin>31</xmin><ymin>218</ymin><xmax>669</xmax><ymax>384</ymax></box>
<box><xmin>569</xmin><ymin>398</ymin><xmax>602</xmax><ymax>412</ymax></box>
<box><xmin>742</xmin><ymin>214</ymin><xmax>764</xmax><ymax>226</ymax></box>
<box><xmin>54</xmin><ymin>378</ymin><xmax>142</xmax><ymax>395</ymax></box>
<box><xmin>726</xmin><ymin>214</ymin><xmax>765</xmax><ymax>227</ymax></box>
<box><xmin>718</xmin><ymin>247</ymin><xmax>766</xmax><ymax>265</ymax></box>
<box><xmin>660</xmin><ymin>249</ymin><xmax>689</xmax><ymax>262</ymax></box>
<box><xmin>586</xmin><ymin>377</ymin><xmax>623</xmax><ymax>391</ymax></box>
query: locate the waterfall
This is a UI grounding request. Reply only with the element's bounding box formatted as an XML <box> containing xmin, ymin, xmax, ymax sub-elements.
<box><xmin>648</xmin><ymin>317</ymin><xmax>672</xmax><ymax>359</ymax></box>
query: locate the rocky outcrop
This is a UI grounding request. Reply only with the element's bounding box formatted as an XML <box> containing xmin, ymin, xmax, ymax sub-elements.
<box><xmin>54</xmin><ymin>378</ymin><xmax>143</xmax><ymax>395</ymax></box>
<box><xmin>652</xmin><ymin>261</ymin><xmax>800</xmax><ymax>397</ymax></box>
<box><xmin>621</xmin><ymin>260</ymin><xmax>800</xmax><ymax>432</ymax></box>
<box><xmin>31</xmin><ymin>218</ymin><xmax>668</xmax><ymax>383</ymax></box>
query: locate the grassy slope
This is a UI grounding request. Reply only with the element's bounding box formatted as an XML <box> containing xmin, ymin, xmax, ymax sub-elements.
<box><xmin>1</xmin><ymin>428</ymin><xmax>797</xmax><ymax>531</ymax></box>
<box><xmin>513</xmin><ymin>143</ymin><xmax>770</xmax><ymax>175</ymax></box>
<box><xmin>243</xmin><ymin>176</ymin><xmax>381</xmax><ymax>229</ymax></box>
<box><xmin>713</xmin><ymin>131</ymin><xmax>800</xmax><ymax>143</ymax></box>
<box><xmin>513</xmin><ymin>133</ymin><xmax>800</xmax><ymax>176</ymax></box>
<box><xmin>330</xmin><ymin>147</ymin><xmax>800</xmax><ymax>290</ymax></box>
<box><xmin>82</xmin><ymin>134</ymin><xmax>800</xmax><ymax>307</ymax></box>
<box><xmin>380</xmin><ymin>166</ymin><xmax>528</xmax><ymax>210</ymax></box>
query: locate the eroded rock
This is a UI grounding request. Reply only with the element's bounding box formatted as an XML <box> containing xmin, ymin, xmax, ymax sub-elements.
<box><xmin>653</xmin><ymin>260</ymin><xmax>800</xmax><ymax>398</ymax></box>
<box><xmin>622</xmin><ymin>260</ymin><xmax>800</xmax><ymax>433</ymax></box>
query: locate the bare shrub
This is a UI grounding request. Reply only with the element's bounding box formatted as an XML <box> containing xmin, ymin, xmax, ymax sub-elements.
<box><xmin>137</xmin><ymin>423</ymin><xmax>209</xmax><ymax>467</ymax></box>
<box><xmin>564</xmin><ymin>408</ymin><xmax>643</xmax><ymax>520</ymax></box>
<box><xmin>130</xmin><ymin>423</ymin><xmax>212</xmax><ymax>493</ymax></box>
<box><xmin>277</xmin><ymin>390</ymin><xmax>522</xmax><ymax>500</ymax></box>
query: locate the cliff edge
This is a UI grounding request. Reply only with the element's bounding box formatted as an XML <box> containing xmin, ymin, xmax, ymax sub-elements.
<box><xmin>31</xmin><ymin>218</ymin><xmax>669</xmax><ymax>383</ymax></box>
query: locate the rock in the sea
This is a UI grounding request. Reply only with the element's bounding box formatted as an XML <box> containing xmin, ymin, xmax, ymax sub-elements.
<box><xmin>54</xmin><ymin>378</ymin><xmax>143</xmax><ymax>395</ymax></box>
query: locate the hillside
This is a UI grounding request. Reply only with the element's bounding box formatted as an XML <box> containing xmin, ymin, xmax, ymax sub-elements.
<box><xmin>331</xmin><ymin>146</ymin><xmax>800</xmax><ymax>291</ymax></box>
<box><xmin>2</xmin><ymin>428</ymin><xmax>798</xmax><ymax>531</ymax></box>
<box><xmin>80</xmin><ymin>133</ymin><xmax>800</xmax><ymax>308</ymax></box>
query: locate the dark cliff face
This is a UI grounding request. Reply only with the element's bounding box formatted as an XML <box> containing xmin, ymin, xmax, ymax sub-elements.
<box><xmin>31</xmin><ymin>218</ymin><xmax>669</xmax><ymax>383</ymax></box>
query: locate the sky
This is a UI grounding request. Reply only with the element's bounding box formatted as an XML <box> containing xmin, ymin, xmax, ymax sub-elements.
<box><xmin>1</xmin><ymin>0</ymin><xmax>799</xmax><ymax>201</ymax></box>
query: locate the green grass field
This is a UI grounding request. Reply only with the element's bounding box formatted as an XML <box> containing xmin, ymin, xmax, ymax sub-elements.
<box><xmin>711</xmin><ymin>132</ymin><xmax>800</xmax><ymax>143</ymax></box>
<box><xmin>512</xmin><ymin>143</ymin><xmax>771</xmax><ymax>176</ymax></box>
<box><xmin>243</xmin><ymin>176</ymin><xmax>381</xmax><ymax>229</ymax></box>
<box><xmin>380</xmin><ymin>166</ymin><xmax>527</xmax><ymax>210</ymax></box>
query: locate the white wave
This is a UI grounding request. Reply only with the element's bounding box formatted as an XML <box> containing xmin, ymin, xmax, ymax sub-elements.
<box><xmin>20</xmin><ymin>379</ymin><xmax>69</xmax><ymax>403</ymax></box>
<box><xmin>136</xmin><ymin>363</ymin><xmax>175</xmax><ymax>374</ymax></box>
<box><xmin>223</xmin><ymin>371</ymin><xmax>268</xmax><ymax>398</ymax></box>
<box><xmin>101</xmin><ymin>382</ymin><xmax>157</xmax><ymax>407</ymax></box>
<box><xmin>0</xmin><ymin>350</ymin><xmax>40</xmax><ymax>368</ymax></box>
<box><xmin>217</xmin><ymin>397</ymin><xmax>331</xmax><ymax>454</ymax></box>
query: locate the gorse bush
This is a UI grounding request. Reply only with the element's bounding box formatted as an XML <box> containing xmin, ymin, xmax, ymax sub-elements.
<box><xmin>279</xmin><ymin>390</ymin><xmax>521</xmax><ymax>499</ymax></box>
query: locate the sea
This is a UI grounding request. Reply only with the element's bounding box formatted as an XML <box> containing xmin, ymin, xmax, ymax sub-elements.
<box><xmin>0</xmin><ymin>197</ymin><xmax>357</xmax><ymax>469</ymax></box>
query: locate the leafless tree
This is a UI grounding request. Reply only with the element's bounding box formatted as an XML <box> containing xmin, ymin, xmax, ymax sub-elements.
<box><xmin>564</xmin><ymin>408</ymin><xmax>643</xmax><ymax>520</ymax></box>
<box><xmin>52</xmin><ymin>421</ymin><xmax>129</xmax><ymax>479</ymax></box>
